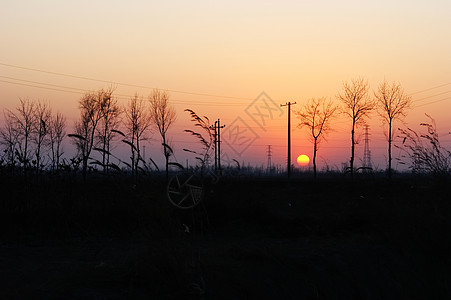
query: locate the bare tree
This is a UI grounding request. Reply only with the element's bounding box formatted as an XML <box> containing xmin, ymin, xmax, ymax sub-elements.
<box><xmin>72</xmin><ymin>107</ymin><xmax>91</xmax><ymax>176</ymax></box>
<box><xmin>296</xmin><ymin>97</ymin><xmax>337</xmax><ymax>179</ymax></box>
<box><xmin>124</xmin><ymin>94</ymin><xmax>153</xmax><ymax>178</ymax></box>
<box><xmin>6</xmin><ymin>98</ymin><xmax>37</xmax><ymax>175</ymax></box>
<box><xmin>32</xmin><ymin>101</ymin><xmax>51</xmax><ymax>175</ymax></box>
<box><xmin>0</xmin><ymin>110</ymin><xmax>20</xmax><ymax>169</ymax></box>
<box><xmin>71</xmin><ymin>88</ymin><xmax>112</xmax><ymax>178</ymax></box>
<box><xmin>97</xmin><ymin>93</ymin><xmax>121</xmax><ymax>173</ymax></box>
<box><xmin>47</xmin><ymin>111</ymin><xmax>66</xmax><ymax>173</ymax></box>
<box><xmin>375</xmin><ymin>80</ymin><xmax>412</xmax><ymax>178</ymax></box>
<box><xmin>149</xmin><ymin>89</ymin><xmax>176</xmax><ymax>180</ymax></box>
<box><xmin>337</xmin><ymin>78</ymin><xmax>374</xmax><ymax>178</ymax></box>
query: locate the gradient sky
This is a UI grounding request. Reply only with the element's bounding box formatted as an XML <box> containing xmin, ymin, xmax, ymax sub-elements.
<box><xmin>1</xmin><ymin>0</ymin><xmax>451</xmax><ymax>170</ymax></box>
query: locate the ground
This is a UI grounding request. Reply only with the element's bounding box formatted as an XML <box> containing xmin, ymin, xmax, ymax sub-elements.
<box><xmin>1</xmin><ymin>174</ymin><xmax>450</xmax><ymax>299</ymax></box>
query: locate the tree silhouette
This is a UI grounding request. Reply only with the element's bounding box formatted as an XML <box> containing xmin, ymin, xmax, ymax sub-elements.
<box><xmin>149</xmin><ymin>89</ymin><xmax>176</xmax><ymax>181</ymax></box>
<box><xmin>32</xmin><ymin>101</ymin><xmax>51</xmax><ymax>176</ymax></box>
<box><xmin>296</xmin><ymin>97</ymin><xmax>337</xmax><ymax>179</ymax></box>
<box><xmin>97</xmin><ymin>92</ymin><xmax>121</xmax><ymax>173</ymax></box>
<box><xmin>0</xmin><ymin>109</ymin><xmax>20</xmax><ymax>170</ymax></box>
<box><xmin>374</xmin><ymin>80</ymin><xmax>412</xmax><ymax>178</ymax></box>
<box><xmin>6</xmin><ymin>98</ymin><xmax>36</xmax><ymax>175</ymax></box>
<box><xmin>47</xmin><ymin>111</ymin><xmax>66</xmax><ymax>173</ymax></box>
<box><xmin>124</xmin><ymin>94</ymin><xmax>153</xmax><ymax>178</ymax></box>
<box><xmin>337</xmin><ymin>78</ymin><xmax>374</xmax><ymax>178</ymax></box>
<box><xmin>72</xmin><ymin>88</ymin><xmax>113</xmax><ymax>179</ymax></box>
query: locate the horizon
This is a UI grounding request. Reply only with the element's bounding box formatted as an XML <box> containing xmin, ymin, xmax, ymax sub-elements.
<box><xmin>1</xmin><ymin>1</ymin><xmax>450</xmax><ymax>171</ymax></box>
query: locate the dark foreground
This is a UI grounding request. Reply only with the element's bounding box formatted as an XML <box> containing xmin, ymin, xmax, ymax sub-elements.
<box><xmin>1</xmin><ymin>174</ymin><xmax>451</xmax><ymax>299</ymax></box>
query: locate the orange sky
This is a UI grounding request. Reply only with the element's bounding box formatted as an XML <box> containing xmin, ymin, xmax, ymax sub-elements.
<box><xmin>1</xmin><ymin>1</ymin><xmax>450</xmax><ymax>171</ymax></box>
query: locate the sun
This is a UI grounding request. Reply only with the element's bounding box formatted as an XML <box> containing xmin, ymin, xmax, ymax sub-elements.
<box><xmin>297</xmin><ymin>154</ymin><xmax>310</xmax><ymax>167</ymax></box>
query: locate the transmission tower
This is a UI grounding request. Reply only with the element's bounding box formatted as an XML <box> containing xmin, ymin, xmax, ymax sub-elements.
<box><xmin>266</xmin><ymin>145</ymin><xmax>272</xmax><ymax>173</ymax></box>
<box><xmin>362</xmin><ymin>125</ymin><xmax>372</xmax><ymax>171</ymax></box>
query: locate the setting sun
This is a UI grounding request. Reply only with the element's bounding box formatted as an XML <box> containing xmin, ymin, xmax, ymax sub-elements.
<box><xmin>297</xmin><ymin>154</ymin><xmax>310</xmax><ymax>167</ymax></box>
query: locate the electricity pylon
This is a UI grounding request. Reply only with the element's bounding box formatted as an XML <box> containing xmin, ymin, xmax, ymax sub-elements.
<box><xmin>362</xmin><ymin>125</ymin><xmax>372</xmax><ymax>171</ymax></box>
<box><xmin>266</xmin><ymin>145</ymin><xmax>272</xmax><ymax>173</ymax></box>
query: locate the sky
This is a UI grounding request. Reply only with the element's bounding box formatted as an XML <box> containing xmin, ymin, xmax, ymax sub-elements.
<box><xmin>1</xmin><ymin>0</ymin><xmax>451</xmax><ymax>171</ymax></box>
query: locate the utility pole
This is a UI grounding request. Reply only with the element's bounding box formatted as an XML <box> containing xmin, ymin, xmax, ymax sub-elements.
<box><xmin>217</xmin><ymin>119</ymin><xmax>225</xmax><ymax>175</ymax></box>
<box><xmin>210</xmin><ymin>119</ymin><xmax>226</xmax><ymax>175</ymax></box>
<box><xmin>213</xmin><ymin>121</ymin><xmax>217</xmax><ymax>172</ymax></box>
<box><xmin>281</xmin><ymin>101</ymin><xmax>296</xmax><ymax>179</ymax></box>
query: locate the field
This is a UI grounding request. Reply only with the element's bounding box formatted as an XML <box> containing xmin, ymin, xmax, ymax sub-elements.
<box><xmin>1</xmin><ymin>173</ymin><xmax>451</xmax><ymax>299</ymax></box>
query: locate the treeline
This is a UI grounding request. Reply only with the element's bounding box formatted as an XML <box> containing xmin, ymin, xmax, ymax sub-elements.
<box><xmin>296</xmin><ymin>78</ymin><xmax>450</xmax><ymax>179</ymax></box>
<box><xmin>297</xmin><ymin>78</ymin><xmax>412</xmax><ymax>179</ymax></box>
<box><xmin>0</xmin><ymin>87</ymin><xmax>176</xmax><ymax>179</ymax></box>
<box><xmin>1</xmin><ymin>78</ymin><xmax>450</xmax><ymax>180</ymax></box>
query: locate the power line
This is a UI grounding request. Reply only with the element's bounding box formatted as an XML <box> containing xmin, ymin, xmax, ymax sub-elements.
<box><xmin>0</xmin><ymin>75</ymin><xmax>88</xmax><ymax>92</ymax></box>
<box><xmin>412</xmin><ymin>90</ymin><xmax>451</xmax><ymax>103</ymax></box>
<box><xmin>2</xmin><ymin>62</ymin><xmax>450</xmax><ymax>109</ymax></box>
<box><xmin>413</xmin><ymin>97</ymin><xmax>451</xmax><ymax>109</ymax></box>
<box><xmin>4</xmin><ymin>73</ymin><xmax>446</xmax><ymax>126</ymax></box>
<box><xmin>0</xmin><ymin>78</ymin><xmax>248</xmax><ymax>106</ymax></box>
<box><xmin>409</xmin><ymin>82</ymin><xmax>451</xmax><ymax>95</ymax></box>
<box><xmin>0</xmin><ymin>79</ymin><xmax>83</xmax><ymax>95</ymax></box>
<box><xmin>0</xmin><ymin>62</ymin><xmax>254</xmax><ymax>100</ymax></box>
